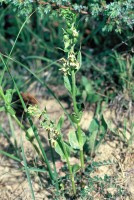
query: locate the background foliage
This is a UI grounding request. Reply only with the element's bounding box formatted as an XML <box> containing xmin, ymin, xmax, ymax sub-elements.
<box><xmin>0</xmin><ymin>0</ymin><xmax>133</xmax><ymax>98</ymax></box>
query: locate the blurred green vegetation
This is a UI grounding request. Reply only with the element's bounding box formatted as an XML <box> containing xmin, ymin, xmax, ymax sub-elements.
<box><xmin>0</xmin><ymin>3</ymin><xmax>133</xmax><ymax>103</ymax></box>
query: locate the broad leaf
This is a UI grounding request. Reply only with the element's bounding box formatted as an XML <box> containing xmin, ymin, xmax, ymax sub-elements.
<box><xmin>79</xmin><ymin>130</ymin><xmax>87</xmax><ymax>148</ymax></box>
<box><xmin>54</xmin><ymin>139</ymin><xmax>71</xmax><ymax>161</ymax></box>
<box><xmin>81</xmin><ymin>76</ymin><xmax>93</xmax><ymax>93</ymax></box>
<box><xmin>89</xmin><ymin>118</ymin><xmax>99</xmax><ymax>133</ymax></box>
<box><xmin>87</xmin><ymin>93</ymin><xmax>100</xmax><ymax>103</ymax></box>
<box><xmin>68</xmin><ymin>131</ymin><xmax>86</xmax><ymax>149</ymax></box>
<box><xmin>87</xmin><ymin>130</ymin><xmax>98</xmax><ymax>153</ymax></box>
<box><xmin>68</xmin><ymin>131</ymin><xmax>79</xmax><ymax>149</ymax></box>
<box><xmin>87</xmin><ymin>118</ymin><xmax>99</xmax><ymax>153</ymax></box>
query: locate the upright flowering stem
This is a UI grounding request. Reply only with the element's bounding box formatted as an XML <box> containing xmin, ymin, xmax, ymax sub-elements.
<box><xmin>60</xmin><ymin>135</ymin><xmax>76</xmax><ymax>195</ymax></box>
<box><xmin>71</xmin><ymin>70</ymin><xmax>78</xmax><ymax>115</ymax></box>
<box><xmin>71</xmin><ymin>70</ymin><xmax>84</xmax><ymax>171</ymax></box>
<box><xmin>59</xmin><ymin>8</ymin><xmax>86</xmax><ymax>194</ymax></box>
<box><xmin>77</xmin><ymin>124</ymin><xmax>84</xmax><ymax>171</ymax></box>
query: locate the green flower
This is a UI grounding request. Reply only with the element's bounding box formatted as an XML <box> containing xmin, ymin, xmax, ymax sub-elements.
<box><xmin>27</xmin><ymin>105</ymin><xmax>42</xmax><ymax>118</ymax></box>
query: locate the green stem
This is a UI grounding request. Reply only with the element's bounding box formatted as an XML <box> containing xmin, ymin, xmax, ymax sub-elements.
<box><xmin>28</xmin><ymin>116</ymin><xmax>56</xmax><ymax>183</ymax></box>
<box><xmin>12</xmin><ymin>115</ymin><xmax>42</xmax><ymax>157</ymax></box>
<box><xmin>71</xmin><ymin>70</ymin><xmax>79</xmax><ymax>115</ymax></box>
<box><xmin>48</xmin><ymin>132</ymin><xmax>59</xmax><ymax>193</ymax></box>
<box><xmin>71</xmin><ymin>70</ymin><xmax>84</xmax><ymax>171</ymax></box>
<box><xmin>11</xmin><ymin>114</ymin><xmax>55</xmax><ymax>183</ymax></box>
<box><xmin>77</xmin><ymin>124</ymin><xmax>84</xmax><ymax>171</ymax></box>
<box><xmin>60</xmin><ymin>136</ymin><xmax>76</xmax><ymax>195</ymax></box>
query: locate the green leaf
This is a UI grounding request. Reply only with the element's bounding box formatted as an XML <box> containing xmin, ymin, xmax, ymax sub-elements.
<box><xmin>87</xmin><ymin>93</ymin><xmax>100</xmax><ymax>103</ymax></box>
<box><xmin>64</xmin><ymin>75</ymin><xmax>72</xmax><ymax>93</ymax></box>
<box><xmin>77</xmin><ymin>103</ymin><xmax>85</xmax><ymax>112</ymax></box>
<box><xmin>77</xmin><ymin>50</ymin><xmax>82</xmax><ymax>69</ymax></box>
<box><xmin>87</xmin><ymin>118</ymin><xmax>99</xmax><ymax>152</ymax></box>
<box><xmin>26</xmin><ymin>127</ymin><xmax>35</xmax><ymax>141</ymax></box>
<box><xmin>81</xmin><ymin>76</ymin><xmax>89</xmax><ymax>86</ymax></box>
<box><xmin>54</xmin><ymin>139</ymin><xmax>71</xmax><ymax>161</ymax></box>
<box><xmin>68</xmin><ymin>131</ymin><xmax>80</xmax><ymax>149</ymax></box>
<box><xmin>57</xmin><ymin>115</ymin><xmax>64</xmax><ymax>131</ymax></box>
<box><xmin>101</xmin><ymin>115</ymin><xmax>107</xmax><ymax>134</ymax></box>
<box><xmin>89</xmin><ymin>118</ymin><xmax>99</xmax><ymax>133</ymax></box>
<box><xmin>72</xmin><ymin>164</ymin><xmax>80</xmax><ymax>174</ymax></box>
<box><xmin>0</xmin><ymin>87</ymin><xmax>5</xmax><ymax>100</ymax></box>
<box><xmin>95</xmin><ymin>115</ymin><xmax>108</xmax><ymax>149</ymax></box>
<box><xmin>68</xmin><ymin>131</ymin><xmax>86</xmax><ymax>149</ymax></box>
<box><xmin>0</xmin><ymin>106</ymin><xmax>5</xmax><ymax>112</ymax></box>
<box><xmin>6</xmin><ymin>105</ymin><xmax>15</xmax><ymax>116</ymax></box>
<box><xmin>54</xmin><ymin>140</ymin><xmax>66</xmax><ymax>160</ymax></box>
<box><xmin>88</xmin><ymin>130</ymin><xmax>98</xmax><ymax>153</ymax></box>
<box><xmin>80</xmin><ymin>130</ymin><xmax>87</xmax><ymax>148</ymax></box>
<box><xmin>81</xmin><ymin>76</ymin><xmax>93</xmax><ymax>93</ymax></box>
<box><xmin>5</xmin><ymin>89</ymin><xmax>13</xmax><ymax>104</ymax></box>
<box><xmin>64</xmin><ymin>41</ymin><xmax>71</xmax><ymax>51</ymax></box>
<box><xmin>0</xmin><ymin>149</ymin><xmax>21</xmax><ymax>162</ymax></box>
<box><xmin>82</xmin><ymin>90</ymin><xmax>87</xmax><ymax>101</ymax></box>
